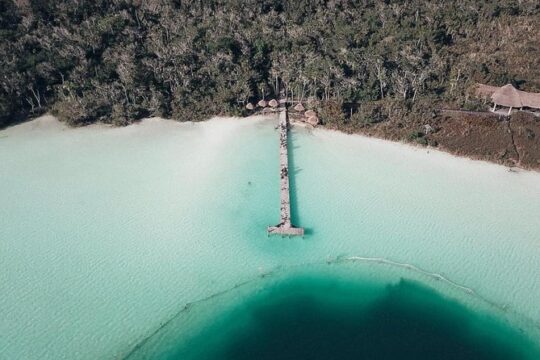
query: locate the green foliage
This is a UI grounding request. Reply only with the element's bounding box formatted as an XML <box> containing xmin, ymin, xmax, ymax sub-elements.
<box><xmin>0</xmin><ymin>0</ymin><xmax>538</xmax><ymax>127</ymax></box>
<box><xmin>463</xmin><ymin>98</ymin><xmax>487</xmax><ymax>112</ymax></box>
<box><xmin>318</xmin><ymin>101</ymin><xmax>345</xmax><ymax>126</ymax></box>
<box><xmin>409</xmin><ymin>131</ymin><xmax>429</xmax><ymax>146</ymax></box>
<box><xmin>0</xmin><ymin>0</ymin><xmax>20</xmax><ymax>31</ymax></box>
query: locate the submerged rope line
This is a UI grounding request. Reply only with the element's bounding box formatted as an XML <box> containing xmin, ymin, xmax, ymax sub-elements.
<box><xmin>122</xmin><ymin>278</ymin><xmax>260</xmax><ymax>359</ymax></box>
<box><xmin>342</xmin><ymin>256</ymin><xmax>476</xmax><ymax>294</ymax></box>
<box><xmin>122</xmin><ymin>269</ymin><xmax>280</xmax><ymax>359</ymax></box>
<box><xmin>330</xmin><ymin>255</ymin><xmax>540</xmax><ymax>331</ymax></box>
<box><xmin>122</xmin><ymin>255</ymin><xmax>539</xmax><ymax>359</ymax></box>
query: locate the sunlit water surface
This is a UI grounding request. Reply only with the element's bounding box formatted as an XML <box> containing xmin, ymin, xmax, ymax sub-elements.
<box><xmin>1</xmin><ymin>115</ymin><xmax>539</xmax><ymax>359</ymax></box>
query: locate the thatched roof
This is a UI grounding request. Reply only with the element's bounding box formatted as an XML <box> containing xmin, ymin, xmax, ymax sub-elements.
<box><xmin>306</xmin><ymin>116</ymin><xmax>319</xmax><ymax>126</ymax></box>
<box><xmin>304</xmin><ymin>109</ymin><xmax>317</xmax><ymax>118</ymax></box>
<box><xmin>477</xmin><ymin>83</ymin><xmax>540</xmax><ymax>110</ymax></box>
<box><xmin>268</xmin><ymin>99</ymin><xmax>279</xmax><ymax>108</ymax></box>
<box><xmin>492</xmin><ymin>84</ymin><xmax>523</xmax><ymax>108</ymax></box>
<box><xmin>294</xmin><ymin>103</ymin><xmax>305</xmax><ymax>112</ymax></box>
<box><xmin>474</xmin><ymin>83</ymin><xmax>499</xmax><ymax>98</ymax></box>
<box><xmin>518</xmin><ymin>90</ymin><xmax>540</xmax><ymax>109</ymax></box>
<box><xmin>246</xmin><ymin>103</ymin><xmax>254</xmax><ymax>110</ymax></box>
<box><xmin>257</xmin><ymin>100</ymin><xmax>267</xmax><ymax>107</ymax></box>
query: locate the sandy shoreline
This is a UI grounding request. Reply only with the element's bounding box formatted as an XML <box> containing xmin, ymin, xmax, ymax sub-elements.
<box><xmin>309</xmin><ymin>123</ymin><xmax>538</xmax><ymax>177</ymax></box>
<box><xmin>309</xmin><ymin>122</ymin><xmax>538</xmax><ymax>173</ymax></box>
<box><xmin>1</xmin><ymin>113</ymin><xmax>540</xmax><ymax>359</ymax></box>
<box><xmin>3</xmin><ymin>114</ymin><xmax>538</xmax><ymax>176</ymax></box>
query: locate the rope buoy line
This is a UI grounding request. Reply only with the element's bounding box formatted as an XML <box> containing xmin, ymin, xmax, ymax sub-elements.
<box><xmin>122</xmin><ymin>255</ymin><xmax>539</xmax><ymax>359</ymax></box>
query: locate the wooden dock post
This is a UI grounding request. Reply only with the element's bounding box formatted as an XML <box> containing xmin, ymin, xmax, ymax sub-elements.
<box><xmin>267</xmin><ymin>101</ymin><xmax>305</xmax><ymax>237</ymax></box>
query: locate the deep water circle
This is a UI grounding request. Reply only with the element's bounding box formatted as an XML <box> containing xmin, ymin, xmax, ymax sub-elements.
<box><xmin>154</xmin><ymin>275</ymin><xmax>537</xmax><ymax>360</ymax></box>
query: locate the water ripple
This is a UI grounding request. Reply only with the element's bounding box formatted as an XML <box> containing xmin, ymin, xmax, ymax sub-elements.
<box><xmin>122</xmin><ymin>255</ymin><xmax>540</xmax><ymax>359</ymax></box>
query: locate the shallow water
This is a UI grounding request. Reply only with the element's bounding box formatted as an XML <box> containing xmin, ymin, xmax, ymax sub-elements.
<box><xmin>0</xmin><ymin>115</ymin><xmax>539</xmax><ymax>359</ymax></box>
<box><xmin>127</xmin><ymin>264</ymin><xmax>540</xmax><ymax>360</ymax></box>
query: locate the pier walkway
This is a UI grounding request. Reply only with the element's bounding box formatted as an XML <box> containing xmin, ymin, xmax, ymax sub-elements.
<box><xmin>267</xmin><ymin>102</ymin><xmax>304</xmax><ymax>237</ymax></box>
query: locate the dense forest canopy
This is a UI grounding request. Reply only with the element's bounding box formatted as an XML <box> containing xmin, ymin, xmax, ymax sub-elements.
<box><xmin>0</xmin><ymin>0</ymin><xmax>539</xmax><ymax>128</ymax></box>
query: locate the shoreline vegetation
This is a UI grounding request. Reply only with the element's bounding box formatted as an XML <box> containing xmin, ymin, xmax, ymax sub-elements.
<box><xmin>1</xmin><ymin>1</ymin><xmax>539</xmax><ymax>168</ymax></box>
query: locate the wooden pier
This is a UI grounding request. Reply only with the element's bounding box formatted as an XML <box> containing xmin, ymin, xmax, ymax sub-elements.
<box><xmin>267</xmin><ymin>102</ymin><xmax>305</xmax><ymax>237</ymax></box>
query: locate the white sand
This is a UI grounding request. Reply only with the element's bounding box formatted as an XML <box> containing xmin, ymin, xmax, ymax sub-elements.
<box><xmin>0</xmin><ymin>114</ymin><xmax>539</xmax><ymax>359</ymax></box>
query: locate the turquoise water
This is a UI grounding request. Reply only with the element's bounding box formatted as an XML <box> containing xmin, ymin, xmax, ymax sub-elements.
<box><xmin>126</xmin><ymin>265</ymin><xmax>538</xmax><ymax>360</ymax></box>
<box><xmin>1</xmin><ymin>116</ymin><xmax>540</xmax><ymax>359</ymax></box>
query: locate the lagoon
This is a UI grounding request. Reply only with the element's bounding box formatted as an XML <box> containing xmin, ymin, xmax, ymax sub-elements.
<box><xmin>1</xmin><ymin>115</ymin><xmax>539</xmax><ymax>359</ymax></box>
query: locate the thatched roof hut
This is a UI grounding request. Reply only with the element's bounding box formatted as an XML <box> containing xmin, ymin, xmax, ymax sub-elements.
<box><xmin>474</xmin><ymin>84</ymin><xmax>499</xmax><ymax>99</ymax></box>
<box><xmin>257</xmin><ymin>100</ymin><xmax>267</xmax><ymax>107</ymax></box>
<box><xmin>246</xmin><ymin>103</ymin><xmax>254</xmax><ymax>110</ymax></box>
<box><xmin>306</xmin><ymin>116</ymin><xmax>319</xmax><ymax>126</ymax></box>
<box><xmin>519</xmin><ymin>90</ymin><xmax>540</xmax><ymax>109</ymax></box>
<box><xmin>268</xmin><ymin>99</ymin><xmax>279</xmax><ymax>108</ymax></box>
<box><xmin>304</xmin><ymin>109</ymin><xmax>317</xmax><ymax>118</ymax></box>
<box><xmin>294</xmin><ymin>103</ymin><xmax>305</xmax><ymax>112</ymax></box>
<box><xmin>492</xmin><ymin>84</ymin><xmax>523</xmax><ymax>108</ymax></box>
<box><xmin>475</xmin><ymin>83</ymin><xmax>540</xmax><ymax>111</ymax></box>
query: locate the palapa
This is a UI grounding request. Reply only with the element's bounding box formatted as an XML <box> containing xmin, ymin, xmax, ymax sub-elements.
<box><xmin>492</xmin><ymin>84</ymin><xmax>523</xmax><ymax>108</ymax></box>
<box><xmin>304</xmin><ymin>109</ymin><xmax>317</xmax><ymax>118</ymax></box>
<box><xmin>475</xmin><ymin>83</ymin><xmax>540</xmax><ymax>110</ymax></box>
<box><xmin>306</xmin><ymin>116</ymin><xmax>319</xmax><ymax>126</ymax></box>
<box><xmin>257</xmin><ymin>99</ymin><xmax>268</xmax><ymax>107</ymax></box>
<box><xmin>268</xmin><ymin>99</ymin><xmax>279</xmax><ymax>108</ymax></box>
<box><xmin>246</xmin><ymin>103</ymin><xmax>254</xmax><ymax>110</ymax></box>
<box><xmin>294</xmin><ymin>103</ymin><xmax>305</xmax><ymax>112</ymax></box>
<box><xmin>518</xmin><ymin>90</ymin><xmax>540</xmax><ymax>109</ymax></box>
<box><xmin>474</xmin><ymin>83</ymin><xmax>499</xmax><ymax>99</ymax></box>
